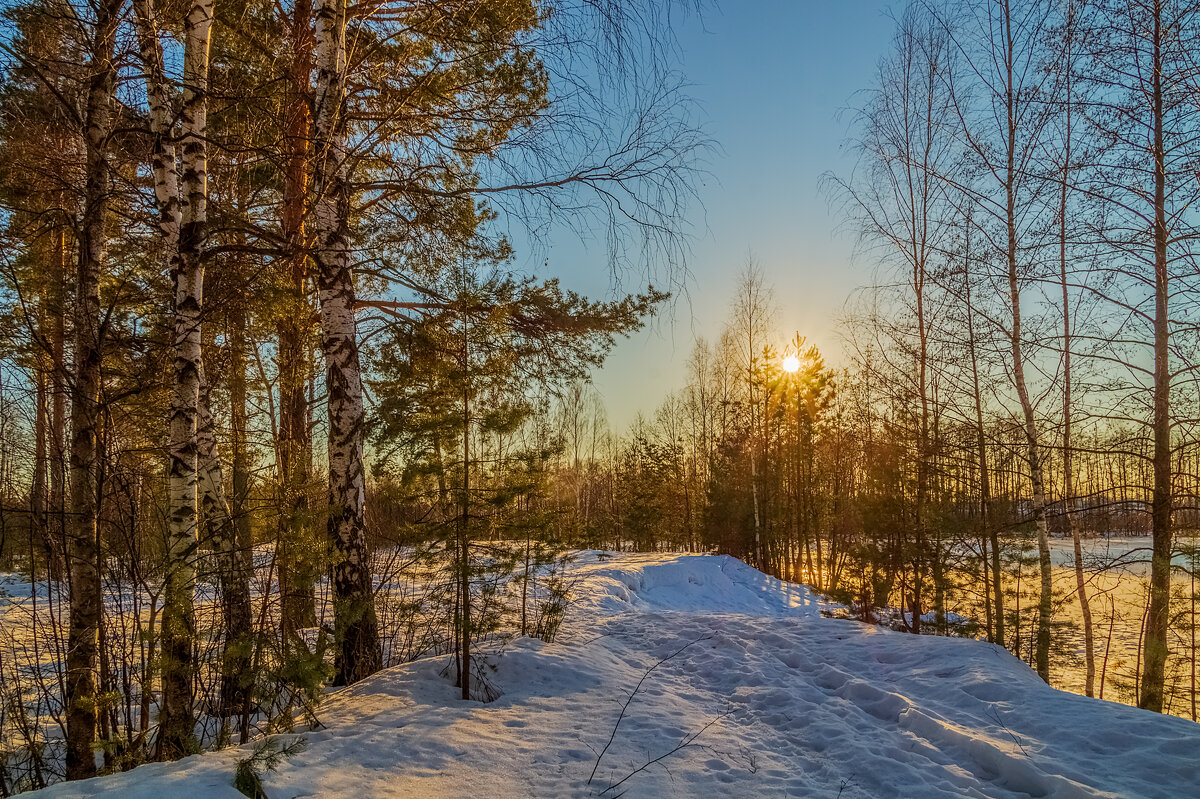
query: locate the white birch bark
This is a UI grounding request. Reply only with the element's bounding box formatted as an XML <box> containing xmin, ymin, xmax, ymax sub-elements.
<box><xmin>144</xmin><ymin>0</ymin><xmax>213</xmax><ymax>756</ymax></box>
<box><xmin>312</xmin><ymin>0</ymin><xmax>381</xmax><ymax>684</ymax></box>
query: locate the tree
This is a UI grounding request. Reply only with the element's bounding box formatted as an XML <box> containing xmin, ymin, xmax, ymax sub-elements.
<box><xmin>831</xmin><ymin>4</ymin><xmax>958</xmax><ymax>633</ymax></box>
<box><xmin>66</xmin><ymin>0</ymin><xmax>122</xmax><ymax>777</ymax></box>
<box><xmin>372</xmin><ymin>265</ymin><xmax>666</xmax><ymax>698</ymax></box>
<box><xmin>936</xmin><ymin>0</ymin><xmax>1058</xmax><ymax>681</ymax></box>
<box><xmin>1081</xmin><ymin>0</ymin><xmax>1200</xmax><ymax>713</ymax></box>
<box><xmin>731</xmin><ymin>261</ymin><xmax>775</xmax><ymax>568</ymax></box>
<box><xmin>1051</xmin><ymin>0</ymin><xmax>1095</xmax><ymax>696</ymax></box>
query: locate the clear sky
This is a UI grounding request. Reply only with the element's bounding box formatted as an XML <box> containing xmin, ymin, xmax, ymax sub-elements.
<box><xmin>519</xmin><ymin>1</ymin><xmax>899</xmax><ymax>430</ymax></box>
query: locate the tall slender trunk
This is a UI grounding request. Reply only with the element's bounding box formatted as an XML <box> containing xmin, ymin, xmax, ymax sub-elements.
<box><xmin>278</xmin><ymin>0</ymin><xmax>317</xmax><ymax>642</ymax></box>
<box><xmin>459</xmin><ymin>320</ymin><xmax>471</xmax><ymax>699</ymax></box>
<box><xmin>50</xmin><ymin>222</ymin><xmax>68</xmax><ymax>583</ymax></box>
<box><xmin>312</xmin><ymin>0</ymin><xmax>381</xmax><ymax>685</ymax></box>
<box><xmin>912</xmin><ymin>253</ymin><xmax>928</xmax><ymax>635</ymax></box>
<box><xmin>1059</xmin><ymin>19</ymin><xmax>1094</xmax><ymax>694</ymax></box>
<box><xmin>134</xmin><ymin>0</ymin><xmax>183</xmax><ymax>751</ymax></box>
<box><xmin>964</xmin><ymin>233</ymin><xmax>1002</xmax><ymax>647</ymax></box>
<box><xmin>158</xmin><ymin>0</ymin><xmax>214</xmax><ymax>757</ymax></box>
<box><xmin>1010</xmin><ymin>207</ymin><xmax>1052</xmax><ymax>686</ymax></box>
<box><xmin>1141</xmin><ymin>3</ymin><xmax>1172</xmax><ymax>713</ymax></box>
<box><xmin>226</xmin><ymin>297</ymin><xmax>254</xmax><ymax>727</ymax></box>
<box><xmin>65</xmin><ymin>0</ymin><xmax>119</xmax><ymax>778</ymax></box>
<box><xmin>1000</xmin><ymin>0</ymin><xmax>1051</xmax><ymax>683</ymax></box>
<box><xmin>749</xmin><ymin>426</ymin><xmax>762</xmax><ymax>566</ymax></box>
<box><xmin>31</xmin><ymin>327</ymin><xmax>51</xmax><ymax>576</ymax></box>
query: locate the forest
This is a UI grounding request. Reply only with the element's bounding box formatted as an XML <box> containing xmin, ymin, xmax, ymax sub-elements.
<box><xmin>1</xmin><ymin>0</ymin><xmax>1200</xmax><ymax>795</ymax></box>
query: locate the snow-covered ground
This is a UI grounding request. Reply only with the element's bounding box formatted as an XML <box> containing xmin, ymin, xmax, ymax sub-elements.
<box><xmin>26</xmin><ymin>552</ymin><xmax>1200</xmax><ymax>798</ymax></box>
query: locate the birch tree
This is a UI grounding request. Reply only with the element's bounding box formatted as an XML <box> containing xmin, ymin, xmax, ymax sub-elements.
<box><xmin>1082</xmin><ymin>0</ymin><xmax>1200</xmax><ymax>712</ymax></box>
<box><xmin>937</xmin><ymin>0</ymin><xmax>1058</xmax><ymax>682</ymax></box>
<box><xmin>832</xmin><ymin>5</ymin><xmax>958</xmax><ymax>633</ymax></box>
<box><xmin>133</xmin><ymin>0</ymin><xmax>230</xmax><ymax>755</ymax></box>
<box><xmin>65</xmin><ymin>0</ymin><xmax>121</xmax><ymax>778</ymax></box>
<box><xmin>310</xmin><ymin>0</ymin><xmax>381</xmax><ymax>684</ymax></box>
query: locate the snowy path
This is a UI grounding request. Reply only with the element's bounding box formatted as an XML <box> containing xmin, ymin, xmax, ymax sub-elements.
<box><xmin>29</xmin><ymin>552</ymin><xmax>1200</xmax><ymax>798</ymax></box>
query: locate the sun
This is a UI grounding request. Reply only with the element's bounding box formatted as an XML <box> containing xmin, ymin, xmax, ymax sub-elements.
<box><xmin>781</xmin><ymin>355</ymin><xmax>801</xmax><ymax>374</ymax></box>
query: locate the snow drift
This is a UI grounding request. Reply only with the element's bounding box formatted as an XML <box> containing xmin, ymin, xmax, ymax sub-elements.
<box><xmin>28</xmin><ymin>552</ymin><xmax>1200</xmax><ymax>798</ymax></box>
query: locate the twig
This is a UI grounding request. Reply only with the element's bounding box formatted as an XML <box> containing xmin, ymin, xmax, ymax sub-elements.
<box><xmin>600</xmin><ymin>710</ymin><xmax>732</xmax><ymax>795</ymax></box>
<box><xmin>989</xmin><ymin>705</ymin><xmax>1030</xmax><ymax>758</ymax></box>
<box><xmin>587</xmin><ymin>633</ymin><xmax>712</xmax><ymax>785</ymax></box>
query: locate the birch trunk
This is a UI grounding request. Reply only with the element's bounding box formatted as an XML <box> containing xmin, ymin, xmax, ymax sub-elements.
<box><xmin>49</xmin><ymin>222</ymin><xmax>69</xmax><ymax>581</ymax></box>
<box><xmin>65</xmin><ymin>0</ymin><xmax>119</xmax><ymax>778</ymax></box>
<box><xmin>133</xmin><ymin>0</ymin><xmax>184</xmax><ymax>746</ymax></box>
<box><xmin>157</xmin><ymin>0</ymin><xmax>214</xmax><ymax>757</ymax></box>
<box><xmin>998</xmin><ymin>0</ymin><xmax>1051</xmax><ymax>684</ymax></box>
<box><xmin>312</xmin><ymin>0</ymin><xmax>381</xmax><ymax>684</ymax></box>
<box><xmin>50</xmin><ymin>219</ymin><xmax>68</xmax><ymax>583</ymax></box>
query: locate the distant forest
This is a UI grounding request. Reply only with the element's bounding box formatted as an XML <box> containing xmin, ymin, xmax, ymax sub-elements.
<box><xmin>2</xmin><ymin>0</ymin><xmax>1200</xmax><ymax>793</ymax></box>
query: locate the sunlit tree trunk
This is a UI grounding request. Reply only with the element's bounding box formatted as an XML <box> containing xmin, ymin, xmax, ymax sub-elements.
<box><xmin>158</xmin><ymin>0</ymin><xmax>214</xmax><ymax>756</ymax></box>
<box><xmin>312</xmin><ymin>0</ymin><xmax>381</xmax><ymax>684</ymax></box>
<box><xmin>50</xmin><ymin>221</ymin><xmax>68</xmax><ymax>583</ymax></box>
<box><xmin>1141</xmin><ymin>2</ymin><xmax>1172</xmax><ymax>712</ymax></box>
<box><xmin>993</xmin><ymin>0</ymin><xmax>1052</xmax><ymax>683</ymax></box>
<box><xmin>278</xmin><ymin>0</ymin><xmax>318</xmax><ymax>642</ymax></box>
<box><xmin>65</xmin><ymin>0</ymin><xmax>119</xmax><ymax>778</ymax></box>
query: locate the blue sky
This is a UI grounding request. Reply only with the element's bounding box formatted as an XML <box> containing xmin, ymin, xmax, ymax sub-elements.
<box><xmin>518</xmin><ymin>1</ymin><xmax>899</xmax><ymax>429</ymax></box>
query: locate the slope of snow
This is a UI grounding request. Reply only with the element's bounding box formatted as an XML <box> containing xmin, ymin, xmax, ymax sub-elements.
<box><xmin>28</xmin><ymin>552</ymin><xmax>1200</xmax><ymax>799</ymax></box>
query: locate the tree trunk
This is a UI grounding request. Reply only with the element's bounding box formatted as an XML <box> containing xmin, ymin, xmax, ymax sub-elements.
<box><xmin>50</xmin><ymin>222</ymin><xmax>68</xmax><ymax>585</ymax></box>
<box><xmin>459</xmin><ymin>328</ymin><xmax>471</xmax><ymax>700</ymax></box>
<box><xmin>964</xmin><ymin>240</ymin><xmax>1002</xmax><ymax>647</ymax></box>
<box><xmin>65</xmin><ymin>0</ymin><xmax>119</xmax><ymax>778</ymax></box>
<box><xmin>158</xmin><ymin>0</ymin><xmax>215</xmax><ymax>757</ymax></box>
<box><xmin>1058</xmin><ymin>19</ymin><xmax>1094</xmax><ymax>694</ymax></box>
<box><xmin>278</xmin><ymin>0</ymin><xmax>317</xmax><ymax>643</ymax></box>
<box><xmin>31</xmin><ymin>333</ymin><xmax>51</xmax><ymax>576</ymax></box>
<box><xmin>227</xmin><ymin>296</ymin><xmax>254</xmax><ymax>729</ymax></box>
<box><xmin>1000</xmin><ymin>0</ymin><xmax>1051</xmax><ymax>684</ymax></box>
<box><xmin>1141</xmin><ymin>5</ymin><xmax>1172</xmax><ymax>713</ymax></box>
<box><xmin>312</xmin><ymin>0</ymin><xmax>381</xmax><ymax>685</ymax></box>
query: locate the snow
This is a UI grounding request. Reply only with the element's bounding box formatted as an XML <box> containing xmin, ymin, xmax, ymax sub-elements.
<box><xmin>25</xmin><ymin>551</ymin><xmax>1200</xmax><ymax>799</ymax></box>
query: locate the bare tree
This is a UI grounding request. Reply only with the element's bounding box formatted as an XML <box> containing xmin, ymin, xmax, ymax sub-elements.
<box><xmin>935</xmin><ymin>0</ymin><xmax>1059</xmax><ymax>682</ymax></box>
<box><xmin>830</xmin><ymin>5</ymin><xmax>958</xmax><ymax>633</ymax></box>
<box><xmin>1080</xmin><ymin>0</ymin><xmax>1200</xmax><ymax>712</ymax></box>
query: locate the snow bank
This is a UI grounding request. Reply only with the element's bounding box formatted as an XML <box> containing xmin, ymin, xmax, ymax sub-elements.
<box><xmin>28</xmin><ymin>552</ymin><xmax>1200</xmax><ymax>799</ymax></box>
